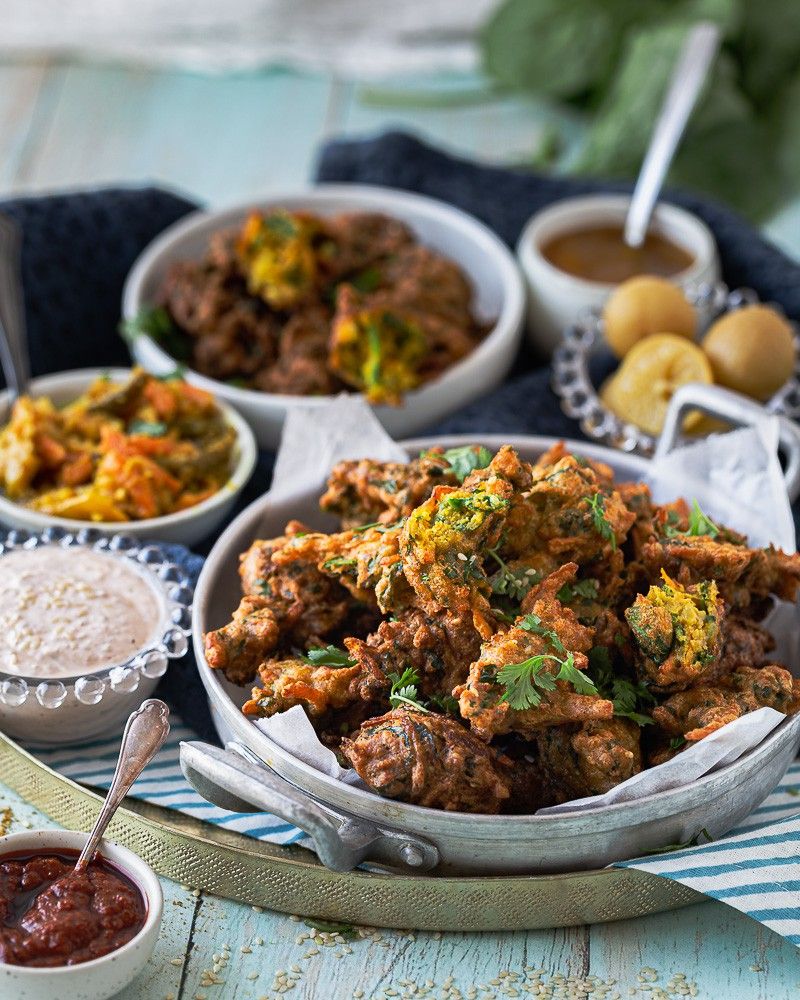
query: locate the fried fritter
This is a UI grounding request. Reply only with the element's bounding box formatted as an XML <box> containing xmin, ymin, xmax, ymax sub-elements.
<box><xmin>401</xmin><ymin>476</ymin><xmax>512</xmax><ymax>635</ymax></box>
<box><xmin>466</xmin><ymin>448</ymin><xmax>635</xmax><ymax>590</ymax></box>
<box><xmin>457</xmin><ymin>565</ymin><xmax>613</xmax><ymax>741</ymax></box>
<box><xmin>271</xmin><ymin>523</ymin><xmax>411</xmax><ymax>613</ymax></box>
<box><xmin>242</xmin><ymin>655</ymin><xmax>387</xmax><ymax>721</ymax></box>
<box><xmin>626</xmin><ymin>572</ymin><xmax>723</xmax><ymax>691</ymax></box>
<box><xmin>204</xmin><ymin>595</ymin><xmax>280</xmax><ymax>686</ymax></box>
<box><xmin>320</xmin><ymin>450</ymin><xmax>458</xmax><ymax>529</ymax></box>
<box><xmin>346</xmin><ymin>607</ymin><xmax>482</xmax><ymax>701</ymax></box>
<box><xmin>642</xmin><ymin>536</ymin><xmax>800</xmax><ymax>611</ymax></box>
<box><xmin>537</xmin><ymin>717</ymin><xmax>642</xmax><ymax>800</ymax></box>
<box><xmin>341</xmin><ymin>707</ymin><xmax>512</xmax><ymax>813</ymax></box>
<box><xmin>652</xmin><ymin>664</ymin><xmax>800</xmax><ymax>742</ymax></box>
<box><xmin>206</xmin><ymin>526</ymin><xmax>354</xmax><ymax>685</ymax></box>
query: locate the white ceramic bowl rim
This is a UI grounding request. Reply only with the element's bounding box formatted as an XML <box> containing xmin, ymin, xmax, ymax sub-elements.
<box><xmin>516</xmin><ymin>193</ymin><xmax>718</xmax><ymax>290</ymax></box>
<box><xmin>0</xmin><ymin>367</ymin><xmax>257</xmax><ymax>534</ymax></box>
<box><xmin>122</xmin><ymin>184</ymin><xmax>526</xmax><ymax>408</ymax></box>
<box><xmin>0</xmin><ymin>828</ymin><xmax>163</xmax><ymax>974</ymax></box>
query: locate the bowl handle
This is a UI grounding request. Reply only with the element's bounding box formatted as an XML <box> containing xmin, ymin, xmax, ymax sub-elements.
<box><xmin>179</xmin><ymin>740</ymin><xmax>439</xmax><ymax>874</ymax></box>
<box><xmin>655</xmin><ymin>383</ymin><xmax>800</xmax><ymax>503</ymax></box>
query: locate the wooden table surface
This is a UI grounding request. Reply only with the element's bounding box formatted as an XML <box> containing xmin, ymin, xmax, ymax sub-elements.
<box><xmin>1</xmin><ymin>57</ymin><xmax>800</xmax><ymax>1000</ymax></box>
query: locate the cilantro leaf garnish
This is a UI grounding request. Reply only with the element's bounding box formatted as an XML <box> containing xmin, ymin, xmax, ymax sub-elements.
<box><xmin>430</xmin><ymin>693</ymin><xmax>460</xmax><ymax>716</ymax></box>
<box><xmin>556</xmin><ymin>578</ymin><xmax>599</xmax><ymax>604</ymax></box>
<box><xmin>387</xmin><ymin>667</ymin><xmax>428</xmax><ymax>712</ymax></box>
<box><xmin>663</xmin><ymin>499</ymin><xmax>720</xmax><ymax>540</ymax></box>
<box><xmin>587</xmin><ymin>493</ymin><xmax>616</xmax><ymax>550</ymax></box>
<box><xmin>518</xmin><ymin>613</ymin><xmax>565</xmax><ymax>655</ymax></box>
<box><xmin>488</xmin><ymin>548</ymin><xmax>540</xmax><ymax>602</ymax></box>
<box><xmin>120</xmin><ymin>306</ymin><xmax>192</xmax><ymax>363</ymax></box>
<box><xmin>497</xmin><ymin>650</ymin><xmax>597</xmax><ymax>710</ymax></box>
<box><xmin>669</xmin><ymin>735</ymin><xmax>688</xmax><ymax>750</ymax></box>
<box><xmin>264</xmin><ymin>212</ymin><xmax>298</xmax><ymax>239</ymax></box>
<box><xmin>588</xmin><ymin>646</ymin><xmax>655</xmax><ymax>726</ymax></box>
<box><xmin>301</xmin><ymin>645</ymin><xmax>355</xmax><ymax>668</ymax></box>
<box><xmin>128</xmin><ymin>419</ymin><xmax>167</xmax><ymax>437</ymax></box>
<box><xmin>323</xmin><ymin>555</ymin><xmax>357</xmax><ymax>571</ymax></box>
<box><xmin>687</xmin><ymin>500</ymin><xmax>720</xmax><ymax>538</ymax></box>
<box><xmin>555</xmin><ymin>655</ymin><xmax>599</xmax><ymax>696</ymax></box>
<box><xmin>425</xmin><ymin>445</ymin><xmax>493</xmax><ymax>482</ymax></box>
<box><xmin>350</xmin><ymin>265</ymin><xmax>382</xmax><ymax>293</ymax></box>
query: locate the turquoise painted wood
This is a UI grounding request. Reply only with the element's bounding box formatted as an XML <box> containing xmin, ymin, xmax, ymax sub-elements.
<box><xmin>1</xmin><ymin>56</ymin><xmax>800</xmax><ymax>1000</ymax></box>
<box><xmin>2</xmin><ymin>781</ymin><xmax>800</xmax><ymax>1000</ymax></box>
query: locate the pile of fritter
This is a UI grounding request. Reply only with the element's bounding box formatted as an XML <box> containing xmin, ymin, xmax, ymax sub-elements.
<box><xmin>152</xmin><ymin>210</ymin><xmax>486</xmax><ymax>404</ymax></box>
<box><xmin>204</xmin><ymin>442</ymin><xmax>800</xmax><ymax>814</ymax></box>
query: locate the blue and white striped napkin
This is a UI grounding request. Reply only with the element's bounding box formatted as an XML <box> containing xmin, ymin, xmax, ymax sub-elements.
<box><xmin>618</xmin><ymin>760</ymin><xmax>800</xmax><ymax>944</ymax></box>
<box><xmin>33</xmin><ymin>715</ymin><xmax>311</xmax><ymax>849</ymax></box>
<box><xmin>34</xmin><ymin>720</ymin><xmax>800</xmax><ymax>944</ymax></box>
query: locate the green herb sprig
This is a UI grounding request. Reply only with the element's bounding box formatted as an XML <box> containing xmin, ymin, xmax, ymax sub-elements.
<box><xmin>487</xmin><ymin>548</ymin><xmax>540</xmax><ymax>602</ymax></box>
<box><xmin>588</xmin><ymin>646</ymin><xmax>655</xmax><ymax>726</ymax></box>
<box><xmin>422</xmin><ymin>445</ymin><xmax>493</xmax><ymax>482</ymax></box>
<box><xmin>301</xmin><ymin>645</ymin><xmax>355</xmax><ymax>668</ymax></box>
<box><xmin>497</xmin><ymin>650</ymin><xmax>597</xmax><ymax>711</ymax></box>
<box><xmin>587</xmin><ymin>493</ymin><xmax>616</xmax><ymax>550</ymax></box>
<box><xmin>387</xmin><ymin>667</ymin><xmax>429</xmax><ymax>712</ymax></box>
<box><xmin>556</xmin><ymin>578</ymin><xmax>600</xmax><ymax>604</ymax></box>
<box><xmin>664</xmin><ymin>499</ymin><xmax>720</xmax><ymax>539</ymax></box>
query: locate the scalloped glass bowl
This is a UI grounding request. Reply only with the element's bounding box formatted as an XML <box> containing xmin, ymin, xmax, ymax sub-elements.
<box><xmin>0</xmin><ymin>529</ymin><xmax>193</xmax><ymax>746</ymax></box>
<box><xmin>551</xmin><ymin>282</ymin><xmax>800</xmax><ymax>455</ymax></box>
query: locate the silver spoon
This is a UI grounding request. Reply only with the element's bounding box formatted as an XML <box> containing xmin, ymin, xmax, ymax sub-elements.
<box><xmin>623</xmin><ymin>22</ymin><xmax>721</xmax><ymax>249</ymax></box>
<box><xmin>74</xmin><ymin>699</ymin><xmax>171</xmax><ymax>873</ymax></box>
<box><xmin>0</xmin><ymin>213</ymin><xmax>30</xmax><ymax>404</ymax></box>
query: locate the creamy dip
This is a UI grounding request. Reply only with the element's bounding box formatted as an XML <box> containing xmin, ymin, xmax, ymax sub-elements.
<box><xmin>0</xmin><ymin>548</ymin><xmax>164</xmax><ymax>678</ymax></box>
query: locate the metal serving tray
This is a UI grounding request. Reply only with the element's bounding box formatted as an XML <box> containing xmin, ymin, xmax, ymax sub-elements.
<box><xmin>0</xmin><ymin>729</ymin><xmax>705</xmax><ymax>931</ymax></box>
<box><xmin>188</xmin><ymin>391</ymin><xmax>800</xmax><ymax>883</ymax></box>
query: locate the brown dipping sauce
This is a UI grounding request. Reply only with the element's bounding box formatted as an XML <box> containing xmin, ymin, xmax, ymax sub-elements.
<box><xmin>0</xmin><ymin>850</ymin><xmax>146</xmax><ymax>967</ymax></box>
<box><xmin>541</xmin><ymin>224</ymin><xmax>694</xmax><ymax>284</ymax></box>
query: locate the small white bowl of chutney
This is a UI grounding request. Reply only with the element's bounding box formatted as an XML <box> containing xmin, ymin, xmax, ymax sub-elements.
<box><xmin>516</xmin><ymin>194</ymin><xmax>720</xmax><ymax>356</ymax></box>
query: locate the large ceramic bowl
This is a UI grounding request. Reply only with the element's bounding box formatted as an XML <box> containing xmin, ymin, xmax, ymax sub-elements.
<box><xmin>0</xmin><ymin>828</ymin><xmax>163</xmax><ymax>1000</ymax></box>
<box><xmin>0</xmin><ymin>368</ymin><xmax>257</xmax><ymax>547</ymax></box>
<box><xmin>122</xmin><ymin>185</ymin><xmax>526</xmax><ymax>448</ymax></box>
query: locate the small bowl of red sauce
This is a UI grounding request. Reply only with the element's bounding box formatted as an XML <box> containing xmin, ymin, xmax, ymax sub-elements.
<box><xmin>0</xmin><ymin>829</ymin><xmax>163</xmax><ymax>1000</ymax></box>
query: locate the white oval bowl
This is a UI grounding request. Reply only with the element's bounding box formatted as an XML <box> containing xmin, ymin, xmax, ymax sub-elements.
<box><xmin>0</xmin><ymin>829</ymin><xmax>163</xmax><ymax>1000</ymax></box>
<box><xmin>0</xmin><ymin>368</ymin><xmax>257</xmax><ymax>547</ymax></box>
<box><xmin>122</xmin><ymin>185</ymin><xmax>526</xmax><ymax>448</ymax></box>
<box><xmin>517</xmin><ymin>194</ymin><xmax>721</xmax><ymax>356</ymax></box>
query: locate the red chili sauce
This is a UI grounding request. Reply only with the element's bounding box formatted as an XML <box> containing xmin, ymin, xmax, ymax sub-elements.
<box><xmin>0</xmin><ymin>849</ymin><xmax>146</xmax><ymax>967</ymax></box>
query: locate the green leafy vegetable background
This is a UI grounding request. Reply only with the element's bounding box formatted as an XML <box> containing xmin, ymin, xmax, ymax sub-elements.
<box><xmin>480</xmin><ymin>0</ymin><xmax>800</xmax><ymax>219</ymax></box>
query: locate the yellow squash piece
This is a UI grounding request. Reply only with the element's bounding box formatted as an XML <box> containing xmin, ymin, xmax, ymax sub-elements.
<box><xmin>601</xmin><ymin>332</ymin><xmax>712</xmax><ymax>436</ymax></box>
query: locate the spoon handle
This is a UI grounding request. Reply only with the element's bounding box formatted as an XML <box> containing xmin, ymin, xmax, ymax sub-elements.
<box><xmin>624</xmin><ymin>22</ymin><xmax>720</xmax><ymax>249</ymax></box>
<box><xmin>75</xmin><ymin>699</ymin><xmax>171</xmax><ymax>872</ymax></box>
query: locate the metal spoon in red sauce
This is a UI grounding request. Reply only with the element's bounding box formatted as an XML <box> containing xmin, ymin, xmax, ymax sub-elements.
<box><xmin>0</xmin><ymin>849</ymin><xmax>146</xmax><ymax>967</ymax></box>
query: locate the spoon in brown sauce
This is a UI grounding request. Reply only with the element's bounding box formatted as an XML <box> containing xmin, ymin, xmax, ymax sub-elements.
<box><xmin>74</xmin><ymin>699</ymin><xmax>171</xmax><ymax>873</ymax></box>
<box><xmin>624</xmin><ymin>21</ymin><xmax>720</xmax><ymax>250</ymax></box>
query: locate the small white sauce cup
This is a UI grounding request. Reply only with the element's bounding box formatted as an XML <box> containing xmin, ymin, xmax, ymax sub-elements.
<box><xmin>0</xmin><ymin>829</ymin><xmax>163</xmax><ymax>1000</ymax></box>
<box><xmin>516</xmin><ymin>194</ymin><xmax>721</xmax><ymax>356</ymax></box>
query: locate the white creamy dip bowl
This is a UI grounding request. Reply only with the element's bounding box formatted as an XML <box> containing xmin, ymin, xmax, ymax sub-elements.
<box><xmin>0</xmin><ymin>529</ymin><xmax>193</xmax><ymax>746</ymax></box>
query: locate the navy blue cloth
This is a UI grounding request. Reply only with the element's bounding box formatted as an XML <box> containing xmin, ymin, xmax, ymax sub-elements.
<box><xmin>3</xmin><ymin>134</ymin><xmax>800</xmax><ymax>741</ymax></box>
<box><xmin>317</xmin><ymin>131</ymin><xmax>800</xmax><ymax>441</ymax></box>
